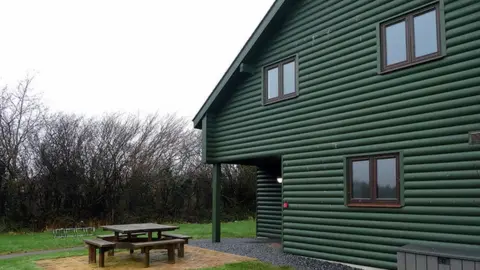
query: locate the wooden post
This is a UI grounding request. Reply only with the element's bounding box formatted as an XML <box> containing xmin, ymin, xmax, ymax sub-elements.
<box><xmin>99</xmin><ymin>248</ymin><xmax>105</xmax><ymax>268</ymax></box>
<box><xmin>178</xmin><ymin>243</ymin><xmax>185</xmax><ymax>258</ymax></box>
<box><xmin>144</xmin><ymin>247</ymin><xmax>150</xmax><ymax>267</ymax></box>
<box><xmin>88</xmin><ymin>245</ymin><xmax>96</xmax><ymax>263</ymax></box>
<box><xmin>212</xmin><ymin>163</ymin><xmax>221</xmax><ymax>242</ymax></box>
<box><xmin>148</xmin><ymin>231</ymin><xmax>152</xmax><ymax>241</ymax></box>
<box><xmin>114</xmin><ymin>232</ymin><xmax>119</xmax><ymax>241</ymax></box>
<box><xmin>167</xmin><ymin>246</ymin><xmax>175</xmax><ymax>263</ymax></box>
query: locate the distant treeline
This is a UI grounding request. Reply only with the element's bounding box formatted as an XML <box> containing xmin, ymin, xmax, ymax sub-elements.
<box><xmin>0</xmin><ymin>77</ymin><xmax>256</xmax><ymax>232</ymax></box>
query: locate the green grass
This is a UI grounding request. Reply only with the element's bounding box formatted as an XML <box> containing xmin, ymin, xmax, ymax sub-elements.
<box><xmin>174</xmin><ymin>220</ymin><xmax>255</xmax><ymax>239</ymax></box>
<box><xmin>0</xmin><ymin>220</ymin><xmax>256</xmax><ymax>255</ymax></box>
<box><xmin>0</xmin><ymin>219</ymin><xmax>286</xmax><ymax>269</ymax></box>
<box><xmin>0</xmin><ymin>250</ymin><xmax>86</xmax><ymax>270</ymax></box>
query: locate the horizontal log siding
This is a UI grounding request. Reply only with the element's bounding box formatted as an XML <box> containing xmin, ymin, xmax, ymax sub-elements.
<box><xmin>207</xmin><ymin>0</ymin><xmax>480</xmax><ymax>269</ymax></box>
<box><xmin>256</xmin><ymin>167</ymin><xmax>282</xmax><ymax>239</ymax></box>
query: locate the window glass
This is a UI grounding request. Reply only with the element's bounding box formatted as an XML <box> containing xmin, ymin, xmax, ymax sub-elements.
<box><xmin>352</xmin><ymin>160</ymin><xmax>370</xmax><ymax>199</ymax></box>
<box><xmin>267</xmin><ymin>68</ymin><xmax>279</xmax><ymax>99</ymax></box>
<box><xmin>376</xmin><ymin>158</ymin><xmax>397</xmax><ymax>199</ymax></box>
<box><xmin>386</xmin><ymin>21</ymin><xmax>407</xmax><ymax>65</ymax></box>
<box><xmin>283</xmin><ymin>61</ymin><xmax>296</xmax><ymax>95</ymax></box>
<box><xmin>414</xmin><ymin>10</ymin><xmax>438</xmax><ymax>57</ymax></box>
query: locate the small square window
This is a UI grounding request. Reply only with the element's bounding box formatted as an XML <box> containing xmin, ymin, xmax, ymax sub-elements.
<box><xmin>263</xmin><ymin>57</ymin><xmax>298</xmax><ymax>104</ymax></box>
<box><xmin>346</xmin><ymin>153</ymin><xmax>401</xmax><ymax>207</ymax></box>
<box><xmin>380</xmin><ymin>4</ymin><xmax>441</xmax><ymax>72</ymax></box>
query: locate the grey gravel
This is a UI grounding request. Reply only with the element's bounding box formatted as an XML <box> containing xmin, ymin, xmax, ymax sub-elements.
<box><xmin>190</xmin><ymin>238</ymin><xmax>360</xmax><ymax>270</ymax></box>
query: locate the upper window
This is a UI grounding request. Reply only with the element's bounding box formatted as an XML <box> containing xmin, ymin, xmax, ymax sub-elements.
<box><xmin>346</xmin><ymin>153</ymin><xmax>401</xmax><ymax>207</ymax></box>
<box><xmin>264</xmin><ymin>57</ymin><xmax>297</xmax><ymax>104</ymax></box>
<box><xmin>380</xmin><ymin>4</ymin><xmax>441</xmax><ymax>72</ymax></box>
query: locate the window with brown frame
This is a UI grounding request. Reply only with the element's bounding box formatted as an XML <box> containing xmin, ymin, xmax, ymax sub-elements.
<box><xmin>263</xmin><ymin>57</ymin><xmax>297</xmax><ymax>104</ymax></box>
<box><xmin>380</xmin><ymin>3</ymin><xmax>441</xmax><ymax>72</ymax></box>
<box><xmin>346</xmin><ymin>153</ymin><xmax>401</xmax><ymax>207</ymax></box>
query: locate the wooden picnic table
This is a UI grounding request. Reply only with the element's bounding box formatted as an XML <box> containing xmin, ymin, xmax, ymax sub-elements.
<box><xmin>87</xmin><ymin>223</ymin><xmax>186</xmax><ymax>267</ymax></box>
<box><xmin>101</xmin><ymin>223</ymin><xmax>179</xmax><ymax>242</ymax></box>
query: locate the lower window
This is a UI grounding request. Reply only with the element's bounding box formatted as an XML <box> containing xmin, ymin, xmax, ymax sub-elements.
<box><xmin>346</xmin><ymin>153</ymin><xmax>401</xmax><ymax>207</ymax></box>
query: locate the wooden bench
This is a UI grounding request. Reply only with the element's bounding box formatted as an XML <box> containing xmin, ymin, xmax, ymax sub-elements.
<box><xmin>162</xmin><ymin>232</ymin><xmax>192</xmax><ymax>244</ymax></box>
<box><xmin>97</xmin><ymin>232</ymin><xmax>147</xmax><ymax>256</ymax></box>
<box><xmin>84</xmin><ymin>239</ymin><xmax>115</xmax><ymax>268</ymax></box>
<box><xmin>131</xmin><ymin>239</ymin><xmax>185</xmax><ymax>267</ymax></box>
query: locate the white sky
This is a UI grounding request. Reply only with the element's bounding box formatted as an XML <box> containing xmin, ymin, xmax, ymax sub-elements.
<box><xmin>0</xmin><ymin>0</ymin><xmax>273</xmax><ymax>120</ymax></box>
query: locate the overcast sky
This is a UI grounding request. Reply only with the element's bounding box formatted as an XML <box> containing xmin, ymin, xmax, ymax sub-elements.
<box><xmin>0</xmin><ymin>0</ymin><xmax>273</xmax><ymax>121</ymax></box>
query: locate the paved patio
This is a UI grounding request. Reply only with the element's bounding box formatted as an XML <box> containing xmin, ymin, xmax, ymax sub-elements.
<box><xmin>35</xmin><ymin>245</ymin><xmax>255</xmax><ymax>269</ymax></box>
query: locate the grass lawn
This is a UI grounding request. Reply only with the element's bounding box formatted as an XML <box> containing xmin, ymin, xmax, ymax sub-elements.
<box><xmin>0</xmin><ymin>251</ymin><xmax>291</xmax><ymax>270</ymax></box>
<box><xmin>0</xmin><ymin>220</ymin><xmax>256</xmax><ymax>255</ymax></box>
<box><xmin>0</xmin><ymin>250</ymin><xmax>86</xmax><ymax>270</ymax></box>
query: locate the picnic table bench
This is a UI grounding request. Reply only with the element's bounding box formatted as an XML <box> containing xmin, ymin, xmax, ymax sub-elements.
<box><xmin>162</xmin><ymin>232</ymin><xmax>192</xmax><ymax>244</ymax></box>
<box><xmin>84</xmin><ymin>223</ymin><xmax>191</xmax><ymax>268</ymax></box>
<box><xmin>131</xmin><ymin>239</ymin><xmax>185</xmax><ymax>267</ymax></box>
<box><xmin>84</xmin><ymin>239</ymin><xmax>115</xmax><ymax>267</ymax></box>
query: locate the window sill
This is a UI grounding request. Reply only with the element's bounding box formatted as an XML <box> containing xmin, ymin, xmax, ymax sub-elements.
<box><xmin>347</xmin><ymin>203</ymin><xmax>402</xmax><ymax>208</ymax></box>
<box><xmin>263</xmin><ymin>93</ymin><xmax>298</xmax><ymax>106</ymax></box>
<box><xmin>378</xmin><ymin>54</ymin><xmax>445</xmax><ymax>75</ymax></box>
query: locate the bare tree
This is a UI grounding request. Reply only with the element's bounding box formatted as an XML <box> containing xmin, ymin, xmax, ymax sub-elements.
<box><xmin>0</xmin><ymin>76</ymin><xmax>256</xmax><ymax>231</ymax></box>
<box><xmin>0</xmin><ymin>76</ymin><xmax>45</xmax><ymax>222</ymax></box>
<box><xmin>0</xmin><ymin>76</ymin><xmax>45</xmax><ymax>180</ymax></box>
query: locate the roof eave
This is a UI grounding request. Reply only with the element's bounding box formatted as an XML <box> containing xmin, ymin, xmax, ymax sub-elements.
<box><xmin>192</xmin><ymin>0</ymin><xmax>288</xmax><ymax>129</ymax></box>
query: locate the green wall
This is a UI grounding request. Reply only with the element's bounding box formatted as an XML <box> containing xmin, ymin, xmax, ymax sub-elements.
<box><xmin>257</xmin><ymin>167</ymin><xmax>282</xmax><ymax>239</ymax></box>
<box><xmin>206</xmin><ymin>0</ymin><xmax>480</xmax><ymax>269</ymax></box>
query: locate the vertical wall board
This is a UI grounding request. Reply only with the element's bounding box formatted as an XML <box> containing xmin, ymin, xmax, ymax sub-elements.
<box><xmin>439</xmin><ymin>264</ymin><xmax>450</xmax><ymax>270</ymax></box>
<box><xmin>407</xmin><ymin>253</ymin><xmax>417</xmax><ymax>270</ymax></box>
<box><xmin>397</xmin><ymin>252</ymin><xmax>406</xmax><ymax>270</ymax></box>
<box><xmin>463</xmin><ymin>261</ymin><xmax>475</xmax><ymax>270</ymax></box>
<box><xmin>451</xmin><ymin>259</ymin><xmax>462</xmax><ymax>270</ymax></box>
<box><xmin>428</xmin><ymin>256</ymin><xmax>439</xmax><ymax>270</ymax></box>
<box><xmin>417</xmin><ymin>255</ymin><xmax>427</xmax><ymax>270</ymax></box>
<box><xmin>474</xmin><ymin>262</ymin><xmax>480</xmax><ymax>270</ymax></box>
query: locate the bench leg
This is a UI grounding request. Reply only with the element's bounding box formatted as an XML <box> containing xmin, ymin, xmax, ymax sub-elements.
<box><xmin>88</xmin><ymin>245</ymin><xmax>96</xmax><ymax>263</ymax></box>
<box><xmin>130</xmin><ymin>249</ymin><xmax>134</xmax><ymax>254</ymax></box>
<box><xmin>99</xmin><ymin>248</ymin><xmax>105</xmax><ymax>268</ymax></box>
<box><xmin>167</xmin><ymin>245</ymin><xmax>175</xmax><ymax>263</ymax></box>
<box><xmin>108</xmin><ymin>248</ymin><xmax>114</xmax><ymax>256</ymax></box>
<box><xmin>178</xmin><ymin>243</ymin><xmax>184</xmax><ymax>258</ymax></box>
<box><xmin>144</xmin><ymin>247</ymin><xmax>150</xmax><ymax>267</ymax></box>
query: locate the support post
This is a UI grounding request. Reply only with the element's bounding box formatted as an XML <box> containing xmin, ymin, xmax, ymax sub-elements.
<box><xmin>212</xmin><ymin>163</ymin><xmax>221</xmax><ymax>242</ymax></box>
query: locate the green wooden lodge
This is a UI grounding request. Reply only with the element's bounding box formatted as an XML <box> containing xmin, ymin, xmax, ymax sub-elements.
<box><xmin>193</xmin><ymin>0</ymin><xmax>480</xmax><ymax>269</ymax></box>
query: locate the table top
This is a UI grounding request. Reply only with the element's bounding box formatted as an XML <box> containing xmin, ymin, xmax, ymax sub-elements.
<box><xmin>101</xmin><ymin>223</ymin><xmax>179</xmax><ymax>233</ymax></box>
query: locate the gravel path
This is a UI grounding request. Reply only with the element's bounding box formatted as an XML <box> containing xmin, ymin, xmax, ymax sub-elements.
<box><xmin>190</xmin><ymin>238</ymin><xmax>360</xmax><ymax>270</ymax></box>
